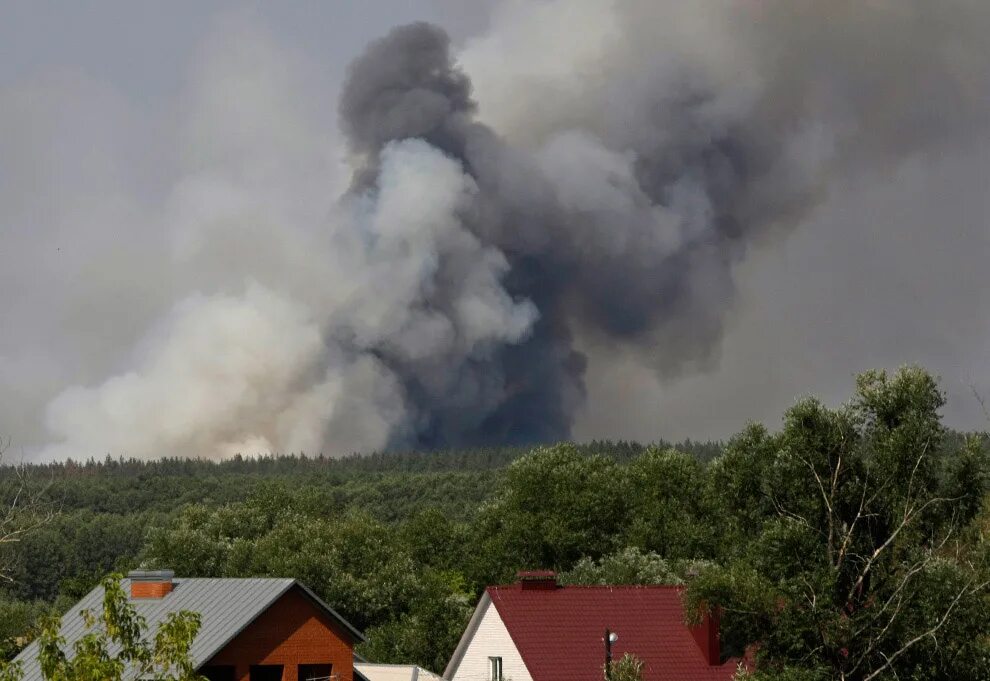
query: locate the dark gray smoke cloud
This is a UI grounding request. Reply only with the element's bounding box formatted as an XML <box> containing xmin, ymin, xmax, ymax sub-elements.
<box><xmin>337</xmin><ymin>23</ymin><xmax>586</xmax><ymax>446</ymax></box>
<box><xmin>4</xmin><ymin>1</ymin><xmax>989</xmax><ymax>459</ymax></box>
<box><xmin>332</xmin><ymin>2</ymin><xmax>990</xmax><ymax>448</ymax></box>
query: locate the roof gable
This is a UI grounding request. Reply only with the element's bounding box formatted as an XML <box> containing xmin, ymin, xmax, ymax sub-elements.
<box><xmin>444</xmin><ymin>594</ymin><xmax>532</xmax><ymax>681</ymax></box>
<box><xmin>479</xmin><ymin>584</ymin><xmax>741</xmax><ymax>681</ymax></box>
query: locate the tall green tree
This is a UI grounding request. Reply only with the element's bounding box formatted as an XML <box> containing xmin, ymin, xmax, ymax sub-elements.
<box><xmin>473</xmin><ymin>443</ymin><xmax>630</xmax><ymax>581</ymax></box>
<box><xmin>687</xmin><ymin>367</ymin><xmax>990</xmax><ymax>680</ymax></box>
<box><xmin>358</xmin><ymin>569</ymin><xmax>474</xmax><ymax>673</ymax></box>
<box><xmin>625</xmin><ymin>448</ymin><xmax>715</xmax><ymax>558</ymax></box>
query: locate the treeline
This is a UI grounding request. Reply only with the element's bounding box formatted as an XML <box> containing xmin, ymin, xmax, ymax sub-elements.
<box><xmin>0</xmin><ymin>439</ymin><xmax>723</xmax><ymax>513</ymax></box>
<box><xmin>0</xmin><ymin>368</ymin><xmax>988</xmax><ymax>680</ymax></box>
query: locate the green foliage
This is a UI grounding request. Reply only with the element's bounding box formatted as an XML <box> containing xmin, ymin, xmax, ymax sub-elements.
<box><xmin>474</xmin><ymin>444</ymin><xmax>630</xmax><ymax>579</ymax></box>
<box><xmin>3</xmin><ymin>511</ymin><xmax>153</xmax><ymax>603</ymax></box>
<box><xmin>607</xmin><ymin>653</ymin><xmax>645</xmax><ymax>681</ymax></box>
<box><xmin>358</xmin><ymin>570</ymin><xmax>475</xmax><ymax>673</ymax></box>
<box><xmin>734</xmin><ymin>665</ymin><xmax>829</xmax><ymax>681</ymax></box>
<box><xmin>625</xmin><ymin>448</ymin><xmax>716</xmax><ymax>558</ymax></box>
<box><xmin>399</xmin><ymin>507</ymin><xmax>471</xmax><ymax>573</ymax></box>
<box><xmin>0</xmin><ymin>442</ymin><xmax>706</xmax><ymax>516</ymax></box>
<box><xmin>685</xmin><ymin>367</ymin><xmax>990</xmax><ymax>681</ymax></box>
<box><xmin>560</xmin><ymin>547</ymin><xmax>714</xmax><ymax>586</ymax></box>
<box><xmin>0</xmin><ymin>599</ymin><xmax>57</xmax><ymax>661</ymax></box>
<box><xmin>143</xmin><ymin>502</ymin><xmax>416</xmax><ymax>631</ymax></box>
<box><xmin>0</xmin><ymin>575</ymin><xmax>202</xmax><ymax>681</ymax></box>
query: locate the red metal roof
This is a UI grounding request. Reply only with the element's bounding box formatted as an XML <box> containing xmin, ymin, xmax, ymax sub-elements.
<box><xmin>486</xmin><ymin>583</ymin><xmax>742</xmax><ymax>681</ymax></box>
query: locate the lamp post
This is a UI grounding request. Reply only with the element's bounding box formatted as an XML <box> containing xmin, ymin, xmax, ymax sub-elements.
<box><xmin>604</xmin><ymin>629</ymin><xmax>618</xmax><ymax>680</ymax></box>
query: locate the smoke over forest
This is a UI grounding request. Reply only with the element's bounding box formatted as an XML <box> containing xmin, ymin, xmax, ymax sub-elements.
<box><xmin>2</xmin><ymin>1</ymin><xmax>989</xmax><ymax>460</ymax></box>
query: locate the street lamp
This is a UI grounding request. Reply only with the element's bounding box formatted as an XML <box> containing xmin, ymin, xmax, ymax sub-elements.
<box><xmin>604</xmin><ymin>629</ymin><xmax>618</xmax><ymax>680</ymax></box>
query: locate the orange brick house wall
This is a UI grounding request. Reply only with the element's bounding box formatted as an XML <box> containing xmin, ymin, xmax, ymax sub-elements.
<box><xmin>203</xmin><ymin>587</ymin><xmax>356</xmax><ymax>681</ymax></box>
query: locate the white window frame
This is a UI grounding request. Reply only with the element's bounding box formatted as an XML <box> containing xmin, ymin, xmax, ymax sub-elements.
<box><xmin>489</xmin><ymin>656</ymin><xmax>503</xmax><ymax>681</ymax></box>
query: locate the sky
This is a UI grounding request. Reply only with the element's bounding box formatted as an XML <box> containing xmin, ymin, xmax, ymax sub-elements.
<box><xmin>1</xmin><ymin>0</ymin><xmax>988</xmax><ymax>460</ymax></box>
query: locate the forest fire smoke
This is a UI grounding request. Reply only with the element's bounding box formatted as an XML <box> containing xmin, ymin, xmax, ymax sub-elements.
<box><xmin>27</xmin><ymin>1</ymin><xmax>990</xmax><ymax>458</ymax></box>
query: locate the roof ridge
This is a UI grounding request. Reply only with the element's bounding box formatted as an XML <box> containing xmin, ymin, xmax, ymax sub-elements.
<box><xmin>152</xmin><ymin>576</ymin><xmax>296</xmax><ymax>581</ymax></box>
<box><xmin>355</xmin><ymin>663</ymin><xmax>422</xmax><ymax>668</ymax></box>
<box><xmin>488</xmin><ymin>583</ymin><xmax>685</xmax><ymax>590</ymax></box>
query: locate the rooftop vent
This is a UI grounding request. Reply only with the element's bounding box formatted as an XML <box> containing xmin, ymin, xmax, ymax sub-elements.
<box><xmin>517</xmin><ymin>570</ymin><xmax>558</xmax><ymax>591</ymax></box>
<box><xmin>128</xmin><ymin>569</ymin><xmax>174</xmax><ymax>599</ymax></box>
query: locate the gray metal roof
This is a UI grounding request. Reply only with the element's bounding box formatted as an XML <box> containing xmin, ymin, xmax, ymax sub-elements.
<box><xmin>13</xmin><ymin>577</ymin><xmax>364</xmax><ymax>681</ymax></box>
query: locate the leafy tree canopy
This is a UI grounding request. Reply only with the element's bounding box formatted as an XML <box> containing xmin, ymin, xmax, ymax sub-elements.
<box><xmin>560</xmin><ymin>547</ymin><xmax>714</xmax><ymax>586</ymax></box>
<box><xmin>686</xmin><ymin>367</ymin><xmax>990</xmax><ymax>681</ymax></box>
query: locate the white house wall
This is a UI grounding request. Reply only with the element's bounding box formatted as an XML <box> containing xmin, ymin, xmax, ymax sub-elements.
<box><xmin>449</xmin><ymin>598</ymin><xmax>532</xmax><ymax>681</ymax></box>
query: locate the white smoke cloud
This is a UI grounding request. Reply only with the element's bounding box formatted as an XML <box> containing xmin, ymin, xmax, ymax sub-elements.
<box><xmin>43</xmin><ymin>284</ymin><xmax>324</xmax><ymax>459</ymax></box>
<box><xmin>39</xmin><ymin>134</ymin><xmax>536</xmax><ymax>459</ymax></box>
<box><xmin>336</xmin><ymin>140</ymin><xmax>536</xmax><ymax>353</ymax></box>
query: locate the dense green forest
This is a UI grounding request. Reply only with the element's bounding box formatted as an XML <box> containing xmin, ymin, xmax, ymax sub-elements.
<box><xmin>0</xmin><ymin>368</ymin><xmax>987</xmax><ymax>680</ymax></box>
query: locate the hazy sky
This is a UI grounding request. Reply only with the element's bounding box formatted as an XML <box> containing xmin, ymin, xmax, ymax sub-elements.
<box><xmin>0</xmin><ymin>2</ymin><xmax>492</xmax><ymax>93</ymax></box>
<box><xmin>1</xmin><ymin>1</ymin><xmax>988</xmax><ymax>460</ymax></box>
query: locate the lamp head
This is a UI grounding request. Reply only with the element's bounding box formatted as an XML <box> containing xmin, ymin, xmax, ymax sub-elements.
<box><xmin>608</xmin><ymin>632</ymin><xmax>618</xmax><ymax>643</ymax></box>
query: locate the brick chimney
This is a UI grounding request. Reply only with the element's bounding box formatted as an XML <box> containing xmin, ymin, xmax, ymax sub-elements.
<box><xmin>690</xmin><ymin>608</ymin><xmax>722</xmax><ymax>666</ymax></box>
<box><xmin>517</xmin><ymin>570</ymin><xmax>558</xmax><ymax>591</ymax></box>
<box><xmin>128</xmin><ymin>570</ymin><xmax>174</xmax><ymax>599</ymax></box>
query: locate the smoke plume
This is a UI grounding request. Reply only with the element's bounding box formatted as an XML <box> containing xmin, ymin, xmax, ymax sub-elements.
<box><xmin>4</xmin><ymin>1</ymin><xmax>988</xmax><ymax>459</ymax></box>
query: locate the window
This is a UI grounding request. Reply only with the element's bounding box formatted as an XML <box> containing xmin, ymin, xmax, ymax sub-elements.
<box><xmin>489</xmin><ymin>656</ymin><xmax>503</xmax><ymax>681</ymax></box>
<box><xmin>299</xmin><ymin>664</ymin><xmax>333</xmax><ymax>681</ymax></box>
<box><xmin>250</xmin><ymin>665</ymin><xmax>284</xmax><ymax>681</ymax></box>
<box><xmin>201</xmin><ymin>667</ymin><xmax>235</xmax><ymax>681</ymax></box>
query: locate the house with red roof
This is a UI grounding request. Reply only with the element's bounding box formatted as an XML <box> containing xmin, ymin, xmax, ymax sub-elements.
<box><xmin>443</xmin><ymin>571</ymin><xmax>743</xmax><ymax>681</ymax></box>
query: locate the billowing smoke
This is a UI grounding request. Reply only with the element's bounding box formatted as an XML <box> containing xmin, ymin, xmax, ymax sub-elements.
<box><xmin>326</xmin><ymin>2</ymin><xmax>990</xmax><ymax>447</ymax></box>
<box><xmin>10</xmin><ymin>1</ymin><xmax>990</xmax><ymax>459</ymax></box>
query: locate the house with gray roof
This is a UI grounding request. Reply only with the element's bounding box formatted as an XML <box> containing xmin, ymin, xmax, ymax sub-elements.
<box><xmin>13</xmin><ymin>570</ymin><xmax>365</xmax><ymax>681</ymax></box>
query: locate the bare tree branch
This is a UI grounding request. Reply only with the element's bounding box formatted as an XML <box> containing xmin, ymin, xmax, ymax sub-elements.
<box><xmin>968</xmin><ymin>383</ymin><xmax>990</xmax><ymax>424</ymax></box>
<box><xmin>0</xmin><ymin>438</ymin><xmax>58</xmax><ymax>581</ymax></box>
<box><xmin>860</xmin><ymin>577</ymin><xmax>990</xmax><ymax>681</ymax></box>
<box><xmin>845</xmin><ymin>494</ymin><xmax>959</xmax><ymax>606</ymax></box>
